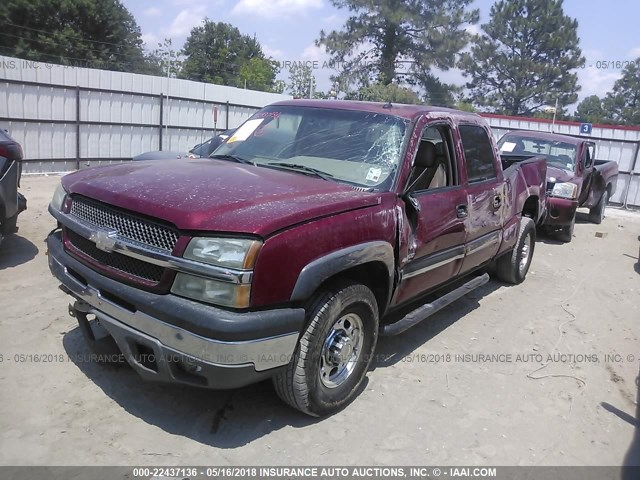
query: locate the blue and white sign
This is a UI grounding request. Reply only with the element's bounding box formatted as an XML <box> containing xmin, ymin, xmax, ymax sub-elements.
<box><xmin>580</xmin><ymin>123</ymin><xmax>593</xmax><ymax>135</ymax></box>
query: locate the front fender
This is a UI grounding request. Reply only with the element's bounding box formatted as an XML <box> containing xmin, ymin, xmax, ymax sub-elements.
<box><xmin>290</xmin><ymin>241</ymin><xmax>395</xmax><ymax>305</ymax></box>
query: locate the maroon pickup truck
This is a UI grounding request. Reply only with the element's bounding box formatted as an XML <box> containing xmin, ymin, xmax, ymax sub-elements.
<box><xmin>47</xmin><ymin>100</ymin><xmax>546</xmax><ymax>416</ymax></box>
<box><xmin>497</xmin><ymin>131</ymin><xmax>618</xmax><ymax>242</ymax></box>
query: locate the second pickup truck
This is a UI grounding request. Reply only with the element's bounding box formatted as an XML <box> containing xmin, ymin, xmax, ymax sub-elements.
<box><xmin>498</xmin><ymin>130</ymin><xmax>618</xmax><ymax>242</ymax></box>
<box><xmin>47</xmin><ymin>100</ymin><xmax>546</xmax><ymax>416</ymax></box>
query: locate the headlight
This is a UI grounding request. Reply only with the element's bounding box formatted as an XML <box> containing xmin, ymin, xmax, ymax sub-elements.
<box><xmin>50</xmin><ymin>182</ymin><xmax>68</xmax><ymax>211</ymax></box>
<box><xmin>171</xmin><ymin>273</ymin><xmax>251</xmax><ymax>308</ymax></box>
<box><xmin>184</xmin><ymin>237</ymin><xmax>261</xmax><ymax>269</ymax></box>
<box><xmin>551</xmin><ymin>182</ymin><xmax>578</xmax><ymax>199</ymax></box>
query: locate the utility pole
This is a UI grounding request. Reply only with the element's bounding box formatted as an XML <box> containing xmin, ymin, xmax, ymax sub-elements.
<box><xmin>551</xmin><ymin>98</ymin><xmax>559</xmax><ymax>133</ymax></box>
<box><xmin>165</xmin><ymin>58</ymin><xmax>170</xmax><ymax>147</ymax></box>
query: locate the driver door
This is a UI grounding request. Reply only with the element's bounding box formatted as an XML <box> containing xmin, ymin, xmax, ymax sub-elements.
<box><xmin>578</xmin><ymin>142</ymin><xmax>596</xmax><ymax>205</ymax></box>
<box><xmin>394</xmin><ymin>120</ymin><xmax>467</xmax><ymax>305</ymax></box>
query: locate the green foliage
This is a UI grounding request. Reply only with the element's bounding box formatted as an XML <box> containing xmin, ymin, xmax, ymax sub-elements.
<box><xmin>574</xmin><ymin>95</ymin><xmax>606</xmax><ymax>124</ymax></box>
<box><xmin>345</xmin><ymin>83</ymin><xmax>420</xmax><ymax>104</ymax></box>
<box><xmin>0</xmin><ymin>0</ymin><xmax>154</xmax><ymax>73</ymax></box>
<box><xmin>455</xmin><ymin>101</ymin><xmax>476</xmax><ymax>112</ymax></box>
<box><xmin>421</xmin><ymin>76</ymin><xmax>459</xmax><ymax>107</ymax></box>
<box><xmin>287</xmin><ymin>63</ymin><xmax>317</xmax><ymax>98</ymax></box>
<box><xmin>602</xmin><ymin>59</ymin><xmax>640</xmax><ymax>126</ymax></box>
<box><xmin>237</xmin><ymin>57</ymin><xmax>280</xmax><ymax>91</ymax></box>
<box><xmin>273</xmin><ymin>79</ymin><xmax>286</xmax><ymax>94</ymax></box>
<box><xmin>317</xmin><ymin>0</ymin><xmax>478</xmax><ymax>101</ymax></box>
<box><xmin>180</xmin><ymin>20</ymin><xmax>279</xmax><ymax>92</ymax></box>
<box><xmin>460</xmin><ymin>0</ymin><xmax>584</xmax><ymax>115</ymax></box>
<box><xmin>146</xmin><ymin>38</ymin><xmax>183</xmax><ymax>78</ymax></box>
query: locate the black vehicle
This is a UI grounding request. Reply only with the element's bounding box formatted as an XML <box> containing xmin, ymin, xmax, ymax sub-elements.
<box><xmin>0</xmin><ymin>129</ymin><xmax>27</xmax><ymax>245</ymax></box>
<box><xmin>132</xmin><ymin>129</ymin><xmax>235</xmax><ymax>161</ymax></box>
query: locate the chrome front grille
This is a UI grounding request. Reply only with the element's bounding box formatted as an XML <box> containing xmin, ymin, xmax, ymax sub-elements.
<box><xmin>65</xmin><ymin>229</ymin><xmax>164</xmax><ymax>283</ymax></box>
<box><xmin>70</xmin><ymin>196</ymin><xmax>179</xmax><ymax>252</ymax></box>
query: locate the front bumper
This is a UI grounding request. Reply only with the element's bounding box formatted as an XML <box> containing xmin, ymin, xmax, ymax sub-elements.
<box><xmin>0</xmin><ymin>159</ymin><xmax>26</xmax><ymax>232</ymax></box>
<box><xmin>543</xmin><ymin>197</ymin><xmax>578</xmax><ymax>227</ymax></box>
<box><xmin>47</xmin><ymin>230</ymin><xmax>304</xmax><ymax>389</ymax></box>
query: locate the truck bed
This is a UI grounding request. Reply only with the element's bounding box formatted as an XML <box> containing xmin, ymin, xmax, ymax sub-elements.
<box><xmin>502</xmin><ymin>156</ymin><xmax>547</xmax><ymax>224</ymax></box>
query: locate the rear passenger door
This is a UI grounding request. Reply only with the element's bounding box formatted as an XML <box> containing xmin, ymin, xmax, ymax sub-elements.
<box><xmin>457</xmin><ymin>124</ymin><xmax>504</xmax><ymax>274</ymax></box>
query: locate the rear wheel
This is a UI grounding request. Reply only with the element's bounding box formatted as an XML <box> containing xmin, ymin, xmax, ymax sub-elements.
<box><xmin>1</xmin><ymin>213</ymin><xmax>18</xmax><ymax>235</ymax></box>
<box><xmin>494</xmin><ymin>217</ymin><xmax>535</xmax><ymax>284</ymax></box>
<box><xmin>589</xmin><ymin>190</ymin><xmax>609</xmax><ymax>224</ymax></box>
<box><xmin>273</xmin><ymin>283</ymin><xmax>378</xmax><ymax>416</ymax></box>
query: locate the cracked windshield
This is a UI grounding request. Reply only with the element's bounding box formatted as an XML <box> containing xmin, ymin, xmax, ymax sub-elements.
<box><xmin>214</xmin><ymin>106</ymin><xmax>407</xmax><ymax>189</ymax></box>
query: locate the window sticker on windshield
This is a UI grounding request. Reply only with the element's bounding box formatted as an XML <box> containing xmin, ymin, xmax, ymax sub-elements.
<box><xmin>501</xmin><ymin>142</ymin><xmax>516</xmax><ymax>152</ymax></box>
<box><xmin>255</xmin><ymin>111</ymin><xmax>281</xmax><ymax>119</ymax></box>
<box><xmin>227</xmin><ymin>118</ymin><xmax>264</xmax><ymax>143</ymax></box>
<box><xmin>366</xmin><ymin>167</ymin><xmax>382</xmax><ymax>183</ymax></box>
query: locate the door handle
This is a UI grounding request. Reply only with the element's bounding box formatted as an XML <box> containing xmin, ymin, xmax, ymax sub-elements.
<box><xmin>493</xmin><ymin>195</ymin><xmax>502</xmax><ymax>209</ymax></box>
<box><xmin>456</xmin><ymin>204</ymin><xmax>468</xmax><ymax>218</ymax></box>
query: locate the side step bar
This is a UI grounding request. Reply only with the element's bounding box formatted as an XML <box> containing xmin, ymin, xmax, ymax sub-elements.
<box><xmin>380</xmin><ymin>273</ymin><xmax>490</xmax><ymax>337</ymax></box>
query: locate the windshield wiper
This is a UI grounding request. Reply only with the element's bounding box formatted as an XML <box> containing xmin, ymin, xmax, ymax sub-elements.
<box><xmin>264</xmin><ymin>162</ymin><xmax>336</xmax><ymax>182</ymax></box>
<box><xmin>209</xmin><ymin>154</ymin><xmax>255</xmax><ymax>165</ymax></box>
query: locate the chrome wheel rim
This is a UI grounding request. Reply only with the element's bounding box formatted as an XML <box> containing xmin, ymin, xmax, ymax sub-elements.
<box><xmin>319</xmin><ymin>313</ymin><xmax>364</xmax><ymax>389</ymax></box>
<box><xmin>519</xmin><ymin>234</ymin><xmax>531</xmax><ymax>274</ymax></box>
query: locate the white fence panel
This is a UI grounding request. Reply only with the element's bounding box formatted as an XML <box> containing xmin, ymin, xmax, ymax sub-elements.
<box><xmin>0</xmin><ymin>54</ymin><xmax>291</xmax><ymax>173</ymax></box>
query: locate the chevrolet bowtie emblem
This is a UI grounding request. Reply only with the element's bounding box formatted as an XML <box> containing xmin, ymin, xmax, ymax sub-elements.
<box><xmin>90</xmin><ymin>229</ymin><xmax>118</xmax><ymax>252</ymax></box>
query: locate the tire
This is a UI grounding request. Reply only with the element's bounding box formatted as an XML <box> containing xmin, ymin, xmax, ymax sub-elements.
<box><xmin>273</xmin><ymin>283</ymin><xmax>379</xmax><ymax>417</ymax></box>
<box><xmin>1</xmin><ymin>213</ymin><xmax>18</xmax><ymax>235</ymax></box>
<box><xmin>589</xmin><ymin>189</ymin><xmax>609</xmax><ymax>224</ymax></box>
<box><xmin>556</xmin><ymin>213</ymin><xmax>575</xmax><ymax>243</ymax></box>
<box><xmin>494</xmin><ymin>217</ymin><xmax>536</xmax><ymax>284</ymax></box>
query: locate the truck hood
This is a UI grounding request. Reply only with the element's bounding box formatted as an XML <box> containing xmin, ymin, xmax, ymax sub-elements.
<box><xmin>546</xmin><ymin>165</ymin><xmax>575</xmax><ymax>183</ymax></box>
<box><xmin>62</xmin><ymin>159</ymin><xmax>382</xmax><ymax>236</ymax></box>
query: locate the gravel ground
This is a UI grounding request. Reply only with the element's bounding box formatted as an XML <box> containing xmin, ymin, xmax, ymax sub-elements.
<box><xmin>1</xmin><ymin>174</ymin><xmax>639</xmax><ymax>466</ymax></box>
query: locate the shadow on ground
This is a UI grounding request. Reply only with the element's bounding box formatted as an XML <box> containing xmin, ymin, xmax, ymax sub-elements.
<box><xmin>373</xmin><ymin>279</ymin><xmax>501</xmax><ymax>368</ymax></box>
<box><xmin>535</xmin><ymin>211</ymin><xmax>600</xmax><ymax>245</ymax></box>
<box><xmin>599</xmin><ymin>365</ymin><xmax>639</xmax><ymax>477</ymax></box>
<box><xmin>575</xmin><ymin>211</ymin><xmax>592</xmax><ymax>224</ymax></box>
<box><xmin>62</xmin><ymin>326</ymin><xmax>320</xmax><ymax>448</ymax></box>
<box><xmin>535</xmin><ymin>229</ymin><xmax>566</xmax><ymax>245</ymax></box>
<box><xmin>62</xmin><ymin>277</ymin><xmax>502</xmax><ymax>448</ymax></box>
<box><xmin>622</xmin><ymin>366</ymin><xmax>640</xmax><ymax>475</ymax></box>
<box><xmin>0</xmin><ymin>234</ymin><xmax>39</xmax><ymax>269</ymax></box>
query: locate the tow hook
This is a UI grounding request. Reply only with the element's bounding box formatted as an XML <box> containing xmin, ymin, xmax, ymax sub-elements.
<box><xmin>70</xmin><ymin>299</ymin><xmax>91</xmax><ymax>316</ymax></box>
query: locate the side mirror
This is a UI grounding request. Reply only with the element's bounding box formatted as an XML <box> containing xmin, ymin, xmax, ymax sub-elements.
<box><xmin>403</xmin><ymin>193</ymin><xmax>421</xmax><ymax>214</ymax></box>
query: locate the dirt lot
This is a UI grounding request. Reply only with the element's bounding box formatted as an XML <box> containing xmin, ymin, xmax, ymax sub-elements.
<box><xmin>1</xmin><ymin>175</ymin><xmax>639</xmax><ymax>466</ymax></box>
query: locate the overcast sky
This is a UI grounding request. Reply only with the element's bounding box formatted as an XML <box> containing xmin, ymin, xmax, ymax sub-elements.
<box><xmin>125</xmin><ymin>0</ymin><xmax>640</xmax><ymax>107</ymax></box>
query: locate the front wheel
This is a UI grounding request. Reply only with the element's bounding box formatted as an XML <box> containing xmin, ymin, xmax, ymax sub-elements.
<box><xmin>494</xmin><ymin>217</ymin><xmax>536</xmax><ymax>284</ymax></box>
<box><xmin>273</xmin><ymin>283</ymin><xmax>379</xmax><ymax>416</ymax></box>
<box><xmin>589</xmin><ymin>190</ymin><xmax>609</xmax><ymax>224</ymax></box>
<box><xmin>556</xmin><ymin>213</ymin><xmax>575</xmax><ymax>243</ymax></box>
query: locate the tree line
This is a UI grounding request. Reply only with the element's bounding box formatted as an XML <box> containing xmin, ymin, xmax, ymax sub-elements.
<box><xmin>1</xmin><ymin>0</ymin><xmax>638</xmax><ymax>125</ymax></box>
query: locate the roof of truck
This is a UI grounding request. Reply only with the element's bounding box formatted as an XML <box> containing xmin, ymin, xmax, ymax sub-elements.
<box><xmin>270</xmin><ymin>99</ymin><xmax>481</xmax><ymax>122</ymax></box>
<box><xmin>501</xmin><ymin>129</ymin><xmax>584</xmax><ymax>146</ymax></box>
